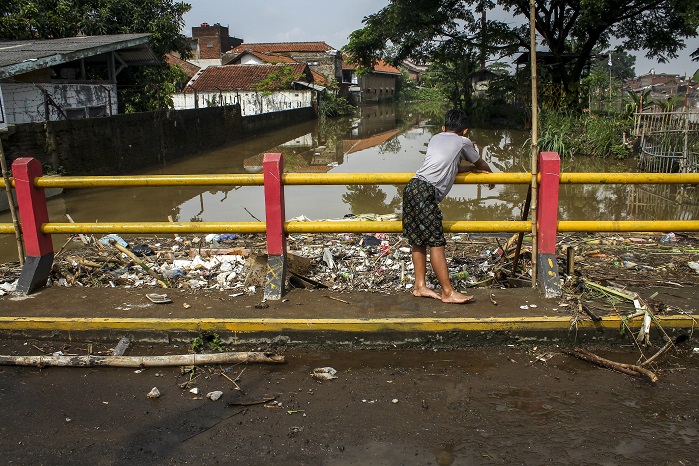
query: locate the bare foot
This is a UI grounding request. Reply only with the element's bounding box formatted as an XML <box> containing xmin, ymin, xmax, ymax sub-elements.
<box><xmin>441</xmin><ymin>290</ymin><xmax>474</xmax><ymax>304</ymax></box>
<box><xmin>412</xmin><ymin>286</ymin><xmax>442</xmax><ymax>300</ymax></box>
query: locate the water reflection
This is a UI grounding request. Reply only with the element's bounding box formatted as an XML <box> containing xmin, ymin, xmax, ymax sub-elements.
<box><xmin>1</xmin><ymin>103</ymin><xmax>698</xmax><ymax>261</ymax></box>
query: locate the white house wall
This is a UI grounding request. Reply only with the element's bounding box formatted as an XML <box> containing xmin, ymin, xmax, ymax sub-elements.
<box><xmin>172</xmin><ymin>90</ymin><xmax>312</xmax><ymax>116</ymax></box>
<box><xmin>1</xmin><ymin>82</ymin><xmax>117</xmax><ymax>124</ymax></box>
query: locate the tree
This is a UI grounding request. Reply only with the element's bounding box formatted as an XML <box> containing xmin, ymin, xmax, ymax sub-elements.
<box><xmin>591</xmin><ymin>49</ymin><xmax>636</xmax><ymax>82</ymax></box>
<box><xmin>344</xmin><ymin>0</ymin><xmax>699</xmax><ymax>107</ymax></box>
<box><xmin>0</xmin><ymin>0</ymin><xmax>192</xmax><ymax>112</ymax></box>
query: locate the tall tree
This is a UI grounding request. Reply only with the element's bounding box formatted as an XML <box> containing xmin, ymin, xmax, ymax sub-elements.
<box><xmin>0</xmin><ymin>0</ymin><xmax>192</xmax><ymax>111</ymax></box>
<box><xmin>344</xmin><ymin>0</ymin><xmax>699</xmax><ymax>106</ymax></box>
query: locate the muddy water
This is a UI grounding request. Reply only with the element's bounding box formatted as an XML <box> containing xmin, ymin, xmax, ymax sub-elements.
<box><xmin>1</xmin><ymin>103</ymin><xmax>698</xmax><ymax>261</ymax></box>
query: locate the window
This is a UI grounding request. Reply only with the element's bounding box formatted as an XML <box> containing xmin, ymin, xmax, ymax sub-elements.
<box><xmin>65</xmin><ymin>108</ymin><xmax>86</xmax><ymax>119</ymax></box>
<box><xmin>88</xmin><ymin>106</ymin><xmax>107</xmax><ymax>117</ymax></box>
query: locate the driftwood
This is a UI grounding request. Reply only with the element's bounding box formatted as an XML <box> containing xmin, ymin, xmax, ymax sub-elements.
<box><xmin>562</xmin><ymin>348</ymin><xmax>658</xmax><ymax>383</ymax></box>
<box><xmin>640</xmin><ymin>334</ymin><xmax>689</xmax><ymax>367</ymax></box>
<box><xmin>0</xmin><ymin>351</ymin><xmax>285</xmax><ymax>368</ymax></box>
<box><xmin>111</xmin><ymin>240</ymin><xmax>169</xmax><ymax>288</ymax></box>
<box><xmin>578</xmin><ymin>300</ymin><xmax>602</xmax><ymax>322</ymax></box>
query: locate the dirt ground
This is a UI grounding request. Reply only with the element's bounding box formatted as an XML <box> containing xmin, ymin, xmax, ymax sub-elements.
<box><xmin>0</xmin><ymin>341</ymin><xmax>698</xmax><ymax>465</ymax></box>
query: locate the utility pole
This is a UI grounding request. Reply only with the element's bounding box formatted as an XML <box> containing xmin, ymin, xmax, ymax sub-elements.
<box><xmin>609</xmin><ymin>52</ymin><xmax>613</xmax><ymax>111</ymax></box>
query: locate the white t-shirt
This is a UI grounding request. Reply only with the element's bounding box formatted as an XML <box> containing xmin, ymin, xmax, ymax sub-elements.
<box><xmin>414</xmin><ymin>132</ymin><xmax>480</xmax><ymax>201</ymax></box>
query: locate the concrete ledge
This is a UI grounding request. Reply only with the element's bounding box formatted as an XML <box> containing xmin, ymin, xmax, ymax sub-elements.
<box><xmin>0</xmin><ymin>315</ymin><xmax>695</xmax><ymax>346</ymax></box>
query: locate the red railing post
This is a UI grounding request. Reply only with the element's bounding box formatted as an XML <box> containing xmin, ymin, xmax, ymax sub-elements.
<box><xmin>263</xmin><ymin>153</ymin><xmax>287</xmax><ymax>300</ymax></box>
<box><xmin>536</xmin><ymin>151</ymin><xmax>562</xmax><ymax>298</ymax></box>
<box><xmin>12</xmin><ymin>157</ymin><xmax>54</xmax><ymax>294</ymax></box>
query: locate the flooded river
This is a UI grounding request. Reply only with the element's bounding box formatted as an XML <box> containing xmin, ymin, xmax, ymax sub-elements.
<box><xmin>1</xmin><ymin>103</ymin><xmax>698</xmax><ymax>261</ymax></box>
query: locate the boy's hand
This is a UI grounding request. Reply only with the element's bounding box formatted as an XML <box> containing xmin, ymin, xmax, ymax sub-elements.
<box><xmin>475</xmin><ymin>169</ymin><xmax>495</xmax><ymax>190</ymax></box>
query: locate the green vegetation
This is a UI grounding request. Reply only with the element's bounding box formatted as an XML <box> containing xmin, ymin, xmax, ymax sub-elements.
<box><xmin>398</xmin><ymin>86</ymin><xmax>445</xmax><ymax>102</ymax></box>
<box><xmin>344</xmin><ymin>0</ymin><xmax>698</xmax><ymax>110</ymax></box>
<box><xmin>538</xmin><ymin>110</ymin><xmax>631</xmax><ymax>159</ymax></box>
<box><xmin>0</xmin><ymin>0</ymin><xmax>192</xmax><ymax>112</ymax></box>
<box><xmin>251</xmin><ymin>66</ymin><xmax>302</xmax><ymax>94</ymax></box>
<box><xmin>319</xmin><ymin>92</ymin><xmax>355</xmax><ymax>117</ymax></box>
<box><xmin>191</xmin><ymin>333</ymin><xmax>225</xmax><ymax>353</ymax></box>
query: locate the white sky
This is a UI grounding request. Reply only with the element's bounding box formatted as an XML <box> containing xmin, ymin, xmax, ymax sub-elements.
<box><xmin>183</xmin><ymin>0</ymin><xmax>699</xmax><ymax>77</ymax></box>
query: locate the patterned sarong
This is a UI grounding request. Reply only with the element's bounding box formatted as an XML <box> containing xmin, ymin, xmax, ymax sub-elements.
<box><xmin>402</xmin><ymin>177</ymin><xmax>446</xmax><ymax>247</ymax></box>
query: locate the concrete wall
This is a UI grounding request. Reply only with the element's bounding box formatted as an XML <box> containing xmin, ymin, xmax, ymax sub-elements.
<box><xmin>172</xmin><ymin>90</ymin><xmax>312</xmax><ymax>117</ymax></box>
<box><xmin>2</xmin><ymin>83</ymin><xmax>117</xmax><ymax>124</ymax></box>
<box><xmin>0</xmin><ymin>105</ymin><xmax>316</xmax><ymax>175</ymax></box>
<box><xmin>288</xmin><ymin>51</ymin><xmax>342</xmax><ymax>82</ymax></box>
<box><xmin>359</xmin><ymin>74</ymin><xmax>398</xmax><ymax>103</ymax></box>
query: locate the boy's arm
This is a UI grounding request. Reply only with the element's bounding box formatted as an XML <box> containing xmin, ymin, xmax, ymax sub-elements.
<box><xmin>458</xmin><ymin>157</ymin><xmax>495</xmax><ymax>190</ymax></box>
<box><xmin>457</xmin><ymin>157</ymin><xmax>492</xmax><ymax>173</ymax></box>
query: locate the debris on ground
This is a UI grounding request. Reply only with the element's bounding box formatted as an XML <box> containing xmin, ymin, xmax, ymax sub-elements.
<box><xmin>0</xmin><ymin>223</ymin><xmax>697</xmax><ymax>330</ymax></box>
<box><xmin>206</xmin><ymin>390</ymin><xmax>223</xmax><ymax>401</ymax></box>
<box><xmin>311</xmin><ymin>366</ymin><xmax>338</xmax><ymax>380</ymax></box>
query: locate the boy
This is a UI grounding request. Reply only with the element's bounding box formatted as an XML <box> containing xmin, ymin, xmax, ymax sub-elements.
<box><xmin>402</xmin><ymin>109</ymin><xmax>493</xmax><ymax>303</ymax></box>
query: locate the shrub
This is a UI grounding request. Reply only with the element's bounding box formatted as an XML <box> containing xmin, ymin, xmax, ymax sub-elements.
<box><xmin>538</xmin><ymin>110</ymin><xmax>631</xmax><ymax>158</ymax></box>
<box><xmin>319</xmin><ymin>93</ymin><xmax>355</xmax><ymax>117</ymax></box>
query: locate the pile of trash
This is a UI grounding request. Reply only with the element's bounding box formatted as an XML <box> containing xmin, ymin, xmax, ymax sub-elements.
<box><xmin>0</xmin><ymin>225</ymin><xmax>698</xmax><ymax>307</ymax></box>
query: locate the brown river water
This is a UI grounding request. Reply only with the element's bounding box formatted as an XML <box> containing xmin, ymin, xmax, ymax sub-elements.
<box><xmin>1</xmin><ymin>103</ymin><xmax>697</xmax><ymax>261</ymax></box>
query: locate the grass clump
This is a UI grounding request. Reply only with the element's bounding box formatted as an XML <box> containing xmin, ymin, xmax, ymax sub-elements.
<box><xmin>538</xmin><ymin>110</ymin><xmax>631</xmax><ymax>159</ymax></box>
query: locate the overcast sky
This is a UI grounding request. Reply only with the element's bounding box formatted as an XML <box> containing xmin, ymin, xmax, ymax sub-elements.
<box><xmin>183</xmin><ymin>0</ymin><xmax>699</xmax><ymax>77</ymax></box>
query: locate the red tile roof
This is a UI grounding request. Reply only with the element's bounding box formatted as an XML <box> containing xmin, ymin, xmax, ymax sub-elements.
<box><xmin>230</xmin><ymin>42</ymin><xmax>336</xmax><ymax>54</ymax></box>
<box><xmin>310</xmin><ymin>70</ymin><xmax>330</xmax><ymax>86</ymax></box>
<box><xmin>342</xmin><ymin>56</ymin><xmax>401</xmax><ymax>75</ymax></box>
<box><xmin>165</xmin><ymin>53</ymin><xmax>200</xmax><ymax>78</ymax></box>
<box><xmin>229</xmin><ymin>50</ymin><xmax>297</xmax><ymax>64</ymax></box>
<box><xmin>185</xmin><ymin>63</ymin><xmax>312</xmax><ymax>92</ymax></box>
<box><xmin>343</xmin><ymin>130</ymin><xmax>401</xmax><ymax>154</ymax></box>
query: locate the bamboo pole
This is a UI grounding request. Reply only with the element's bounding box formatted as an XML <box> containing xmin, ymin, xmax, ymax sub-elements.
<box><xmin>529</xmin><ymin>0</ymin><xmax>539</xmax><ymax>287</ymax></box>
<box><xmin>0</xmin><ymin>351</ymin><xmax>285</xmax><ymax>367</ymax></box>
<box><xmin>0</xmin><ymin>140</ymin><xmax>25</xmax><ymax>264</ymax></box>
<box><xmin>111</xmin><ymin>240</ymin><xmax>169</xmax><ymax>288</ymax></box>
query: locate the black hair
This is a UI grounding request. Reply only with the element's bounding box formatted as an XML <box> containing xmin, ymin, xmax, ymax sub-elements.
<box><xmin>444</xmin><ymin>109</ymin><xmax>469</xmax><ymax>133</ymax></box>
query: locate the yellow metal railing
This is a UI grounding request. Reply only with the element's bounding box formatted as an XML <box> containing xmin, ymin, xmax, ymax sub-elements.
<box><xmin>0</xmin><ymin>172</ymin><xmax>527</xmax><ymax>188</ymax></box>
<box><xmin>1</xmin><ymin>170</ymin><xmax>699</xmax><ymax>235</ymax></box>
<box><xmin>560</xmin><ymin>173</ymin><xmax>699</xmax><ymax>184</ymax></box>
<box><xmin>0</xmin><ymin>172</ymin><xmax>533</xmax><ymax>236</ymax></box>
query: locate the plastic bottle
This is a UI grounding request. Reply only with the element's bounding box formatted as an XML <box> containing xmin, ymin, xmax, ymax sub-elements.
<box><xmin>162</xmin><ymin>268</ymin><xmax>185</xmax><ymax>279</ymax></box>
<box><xmin>660</xmin><ymin>232</ymin><xmax>676</xmax><ymax>244</ymax></box>
<box><xmin>451</xmin><ymin>271</ymin><xmax>470</xmax><ymax>280</ymax></box>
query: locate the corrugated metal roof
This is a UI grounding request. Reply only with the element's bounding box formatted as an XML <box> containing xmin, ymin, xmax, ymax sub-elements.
<box><xmin>0</xmin><ymin>34</ymin><xmax>156</xmax><ymax>78</ymax></box>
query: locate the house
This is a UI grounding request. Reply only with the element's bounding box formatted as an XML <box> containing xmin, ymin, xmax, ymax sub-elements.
<box><xmin>401</xmin><ymin>59</ymin><xmax>429</xmax><ymax>85</ymax></box>
<box><xmin>225</xmin><ymin>50</ymin><xmax>297</xmax><ymax>66</ymax></box>
<box><xmin>187</xmin><ymin>22</ymin><xmax>243</xmax><ymax>68</ymax></box>
<box><xmin>341</xmin><ymin>58</ymin><xmax>402</xmax><ymax>104</ymax></box>
<box><xmin>470</xmin><ymin>69</ymin><xmax>499</xmax><ymax>97</ymax></box>
<box><xmin>624</xmin><ymin>71</ymin><xmax>685</xmax><ymax>99</ymax></box>
<box><xmin>225</xmin><ymin>48</ymin><xmax>330</xmax><ymax>89</ymax></box>
<box><xmin>0</xmin><ymin>34</ymin><xmax>159</xmax><ymax>124</ymax></box>
<box><xmin>228</xmin><ymin>42</ymin><xmax>342</xmax><ymax>83</ymax></box>
<box><xmin>172</xmin><ymin>63</ymin><xmax>316</xmax><ymax>115</ymax></box>
<box><xmin>186</xmin><ymin>63</ymin><xmax>313</xmax><ymax>93</ymax></box>
<box><xmin>164</xmin><ymin>53</ymin><xmax>201</xmax><ymax>91</ymax></box>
